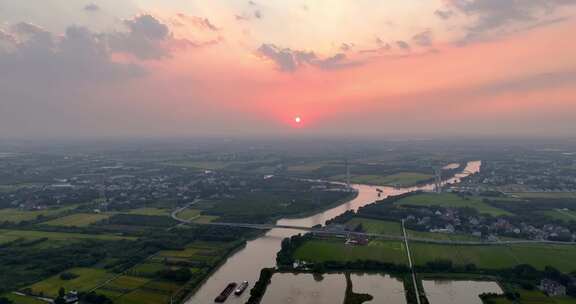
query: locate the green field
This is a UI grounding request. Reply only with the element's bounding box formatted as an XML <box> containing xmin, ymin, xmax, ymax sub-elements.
<box><xmin>293</xmin><ymin>239</ymin><xmax>407</xmax><ymax>264</ymax></box>
<box><xmin>487</xmin><ymin>289</ymin><xmax>576</xmax><ymax>304</ymax></box>
<box><xmin>411</xmin><ymin>243</ymin><xmax>576</xmax><ymax>272</ymax></box>
<box><xmin>0</xmin><ymin>205</ymin><xmax>78</xmax><ymax>223</ymax></box>
<box><xmin>412</xmin><ymin>243</ymin><xmax>519</xmax><ymax>269</ymax></box>
<box><xmin>516</xmin><ymin>289</ymin><xmax>576</xmax><ymax>304</ymax></box>
<box><xmin>130</xmin><ymin>262</ymin><xmax>164</xmax><ymax>277</ymax></box>
<box><xmin>345</xmin><ymin>217</ymin><xmax>479</xmax><ymax>241</ymax></box>
<box><xmin>0</xmin><ymin>229</ymin><xmax>135</xmax><ymax>242</ymax></box>
<box><xmin>395</xmin><ymin>192</ymin><xmax>510</xmax><ymax>216</ymax></box>
<box><xmin>93</xmin><ymin>241</ymin><xmax>236</xmax><ymax>303</ymax></box>
<box><xmin>541</xmin><ymin>209</ymin><xmax>576</xmax><ymax>222</ymax></box>
<box><xmin>2</xmin><ymin>293</ymin><xmax>46</xmax><ymax>304</ymax></box>
<box><xmin>115</xmin><ymin>288</ymin><xmax>171</xmax><ymax>304</ymax></box>
<box><xmin>286</xmin><ymin>162</ymin><xmax>330</xmax><ymax>172</ymax></box>
<box><xmin>28</xmin><ymin>268</ymin><xmax>113</xmax><ymax>297</ymax></box>
<box><xmin>345</xmin><ymin>218</ymin><xmax>403</xmax><ymax>236</ymax></box>
<box><xmin>332</xmin><ymin>172</ymin><xmax>433</xmax><ymax>187</ymax></box>
<box><xmin>43</xmin><ymin>213</ymin><xmax>111</xmax><ymax>227</ymax></box>
<box><xmin>126</xmin><ymin>208</ymin><xmax>170</xmax><ymax>216</ymax></box>
<box><xmin>508</xmin><ymin>192</ymin><xmax>576</xmax><ymax>199</ymax></box>
<box><xmin>175</xmin><ymin>208</ymin><xmax>201</xmax><ymax>220</ymax></box>
<box><xmin>107</xmin><ymin>275</ymin><xmax>150</xmax><ymax>290</ymax></box>
<box><xmin>191</xmin><ymin>215</ymin><xmax>219</xmax><ymax>224</ymax></box>
<box><xmin>407</xmin><ymin>229</ymin><xmax>480</xmax><ymax>241</ymax></box>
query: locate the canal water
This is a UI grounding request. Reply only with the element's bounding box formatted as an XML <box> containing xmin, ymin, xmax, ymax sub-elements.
<box><xmin>185</xmin><ymin>161</ymin><xmax>482</xmax><ymax>304</ymax></box>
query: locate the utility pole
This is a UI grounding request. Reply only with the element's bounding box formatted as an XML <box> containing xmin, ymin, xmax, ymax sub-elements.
<box><xmin>345</xmin><ymin>159</ymin><xmax>351</xmax><ymax>188</ymax></box>
<box><xmin>434</xmin><ymin>167</ymin><xmax>442</xmax><ymax>193</ymax></box>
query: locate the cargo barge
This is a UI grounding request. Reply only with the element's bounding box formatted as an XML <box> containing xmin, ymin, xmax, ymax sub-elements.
<box><xmin>234</xmin><ymin>281</ymin><xmax>249</xmax><ymax>296</ymax></box>
<box><xmin>215</xmin><ymin>282</ymin><xmax>237</xmax><ymax>303</ymax></box>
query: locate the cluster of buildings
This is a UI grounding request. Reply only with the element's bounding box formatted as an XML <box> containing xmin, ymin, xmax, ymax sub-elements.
<box><xmin>469</xmin><ymin>156</ymin><xmax>576</xmax><ymax>192</ymax></box>
<box><xmin>404</xmin><ymin>207</ymin><xmax>576</xmax><ymax>242</ymax></box>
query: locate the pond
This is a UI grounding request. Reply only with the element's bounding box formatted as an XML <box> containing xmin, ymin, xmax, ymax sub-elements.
<box><xmin>260</xmin><ymin>273</ymin><xmax>407</xmax><ymax>304</ymax></box>
<box><xmin>423</xmin><ymin>280</ymin><xmax>503</xmax><ymax>304</ymax></box>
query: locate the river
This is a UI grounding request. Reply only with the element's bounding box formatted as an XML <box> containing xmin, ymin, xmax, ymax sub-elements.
<box><xmin>185</xmin><ymin>161</ymin><xmax>482</xmax><ymax>304</ymax></box>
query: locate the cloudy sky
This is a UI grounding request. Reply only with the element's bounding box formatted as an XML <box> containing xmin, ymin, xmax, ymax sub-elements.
<box><xmin>1</xmin><ymin>0</ymin><xmax>575</xmax><ymax>138</ymax></box>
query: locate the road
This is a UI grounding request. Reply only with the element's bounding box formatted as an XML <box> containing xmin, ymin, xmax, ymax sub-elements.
<box><xmin>171</xmin><ymin>209</ymin><xmax>576</xmax><ymax>246</ymax></box>
<box><xmin>402</xmin><ymin>219</ymin><xmax>421</xmax><ymax>304</ymax></box>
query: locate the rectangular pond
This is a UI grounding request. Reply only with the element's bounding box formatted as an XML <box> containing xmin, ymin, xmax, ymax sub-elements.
<box><xmin>260</xmin><ymin>272</ymin><xmax>406</xmax><ymax>304</ymax></box>
<box><xmin>423</xmin><ymin>280</ymin><xmax>503</xmax><ymax>304</ymax></box>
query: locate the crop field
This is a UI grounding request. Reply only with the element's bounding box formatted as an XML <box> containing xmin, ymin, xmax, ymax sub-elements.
<box><xmin>176</xmin><ymin>208</ymin><xmax>201</xmax><ymax>220</ymax></box>
<box><xmin>43</xmin><ymin>213</ymin><xmax>111</xmax><ymax>227</ymax></box>
<box><xmin>407</xmin><ymin>229</ymin><xmax>480</xmax><ymax>241</ymax></box>
<box><xmin>293</xmin><ymin>238</ymin><xmax>407</xmax><ymax>264</ymax></box>
<box><xmin>96</xmin><ymin>272</ymin><xmax>181</xmax><ymax>304</ymax></box>
<box><xmin>345</xmin><ymin>217</ymin><xmax>479</xmax><ymax>241</ymax></box>
<box><xmin>509</xmin><ymin>192</ymin><xmax>576</xmax><ymax>199</ymax></box>
<box><xmin>541</xmin><ymin>209</ymin><xmax>576</xmax><ymax>222</ymax></box>
<box><xmin>115</xmin><ymin>288</ymin><xmax>171</xmax><ymax>304</ymax></box>
<box><xmin>0</xmin><ymin>229</ymin><xmax>135</xmax><ymax>242</ymax></box>
<box><xmin>2</xmin><ymin>293</ymin><xmax>46</xmax><ymax>304</ymax></box>
<box><xmin>331</xmin><ymin>172</ymin><xmax>433</xmax><ymax>187</ymax></box>
<box><xmin>411</xmin><ymin>243</ymin><xmax>576</xmax><ymax>272</ymax></box>
<box><xmin>394</xmin><ymin>193</ymin><xmax>510</xmax><ymax>216</ymax></box>
<box><xmin>0</xmin><ymin>205</ymin><xmax>78</xmax><ymax>223</ymax></box>
<box><xmin>345</xmin><ymin>218</ymin><xmax>402</xmax><ymax>236</ymax></box>
<box><xmin>286</xmin><ymin>162</ymin><xmax>331</xmax><ymax>172</ymax></box>
<box><xmin>131</xmin><ymin>262</ymin><xmax>165</xmax><ymax>277</ymax></box>
<box><xmin>28</xmin><ymin>268</ymin><xmax>113</xmax><ymax>297</ymax></box>
<box><xmin>509</xmin><ymin>244</ymin><xmax>576</xmax><ymax>271</ymax></box>
<box><xmin>92</xmin><ymin>241</ymin><xmax>236</xmax><ymax>304</ymax></box>
<box><xmin>125</xmin><ymin>208</ymin><xmax>171</xmax><ymax>216</ymax></box>
<box><xmin>487</xmin><ymin>289</ymin><xmax>576</xmax><ymax>304</ymax></box>
<box><xmin>191</xmin><ymin>215</ymin><xmax>219</xmax><ymax>224</ymax></box>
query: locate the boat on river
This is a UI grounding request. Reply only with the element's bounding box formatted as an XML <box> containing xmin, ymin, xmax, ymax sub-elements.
<box><xmin>234</xmin><ymin>281</ymin><xmax>249</xmax><ymax>295</ymax></box>
<box><xmin>215</xmin><ymin>282</ymin><xmax>237</xmax><ymax>302</ymax></box>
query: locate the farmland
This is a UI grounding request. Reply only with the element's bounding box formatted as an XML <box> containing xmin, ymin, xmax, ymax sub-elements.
<box><xmin>1</xmin><ymin>293</ymin><xmax>46</xmax><ymax>304</ymax></box>
<box><xmin>0</xmin><ymin>229</ymin><xmax>134</xmax><ymax>242</ymax></box>
<box><xmin>394</xmin><ymin>192</ymin><xmax>510</xmax><ymax>216</ymax></box>
<box><xmin>293</xmin><ymin>239</ymin><xmax>407</xmax><ymax>264</ymax></box>
<box><xmin>410</xmin><ymin>243</ymin><xmax>576</xmax><ymax>272</ymax></box>
<box><xmin>175</xmin><ymin>209</ymin><xmax>201</xmax><ymax>221</ymax></box>
<box><xmin>331</xmin><ymin>172</ymin><xmax>433</xmax><ymax>187</ymax></box>
<box><xmin>344</xmin><ymin>217</ymin><xmax>479</xmax><ymax>241</ymax></box>
<box><xmin>345</xmin><ymin>218</ymin><xmax>402</xmax><ymax>236</ymax></box>
<box><xmin>90</xmin><ymin>241</ymin><xmax>240</xmax><ymax>304</ymax></box>
<box><xmin>0</xmin><ymin>205</ymin><xmax>78</xmax><ymax>224</ymax></box>
<box><xmin>28</xmin><ymin>268</ymin><xmax>113</xmax><ymax>297</ymax></box>
<box><xmin>126</xmin><ymin>208</ymin><xmax>171</xmax><ymax>216</ymax></box>
<box><xmin>509</xmin><ymin>192</ymin><xmax>576</xmax><ymax>199</ymax></box>
<box><xmin>43</xmin><ymin>213</ymin><xmax>111</xmax><ymax>227</ymax></box>
<box><xmin>485</xmin><ymin>289</ymin><xmax>576</xmax><ymax>304</ymax></box>
<box><xmin>541</xmin><ymin>209</ymin><xmax>576</xmax><ymax>222</ymax></box>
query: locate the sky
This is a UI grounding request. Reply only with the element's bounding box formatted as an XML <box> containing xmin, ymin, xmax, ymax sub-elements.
<box><xmin>1</xmin><ymin>0</ymin><xmax>576</xmax><ymax>138</ymax></box>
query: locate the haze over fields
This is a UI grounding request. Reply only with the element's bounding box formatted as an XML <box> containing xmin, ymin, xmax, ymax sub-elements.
<box><xmin>1</xmin><ymin>0</ymin><xmax>576</xmax><ymax>138</ymax></box>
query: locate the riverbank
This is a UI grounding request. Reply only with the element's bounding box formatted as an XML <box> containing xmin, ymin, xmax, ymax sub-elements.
<box><xmin>184</xmin><ymin>161</ymin><xmax>481</xmax><ymax>303</ymax></box>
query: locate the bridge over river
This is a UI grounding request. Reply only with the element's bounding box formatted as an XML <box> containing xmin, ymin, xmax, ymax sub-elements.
<box><xmin>172</xmin><ymin>207</ymin><xmax>576</xmax><ymax>246</ymax></box>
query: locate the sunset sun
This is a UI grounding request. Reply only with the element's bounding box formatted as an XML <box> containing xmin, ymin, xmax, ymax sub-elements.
<box><xmin>294</xmin><ymin>116</ymin><xmax>302</xmax><ymax>124</ymax></box>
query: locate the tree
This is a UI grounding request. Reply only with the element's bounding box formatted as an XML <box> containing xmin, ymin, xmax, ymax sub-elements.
<box><xmin>54</xmin><ymin>297</ymin><xmax>66</xmax><ymax>304</ymax></box>
<box><xmin>0</xmin><ymin>297</ymin><xmax>14</xmax><ymax>304</ymax></box>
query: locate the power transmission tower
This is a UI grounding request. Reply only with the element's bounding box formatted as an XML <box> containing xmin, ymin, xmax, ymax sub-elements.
<box><xmin>345</xmin><ymin>159</ymin><xmax>351</xmax><ymax>188</ymax></box>
<box><xmin>434</xmin><ymin>167</ymin><xmax>442</xmax><ymax>193</ymax></box>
